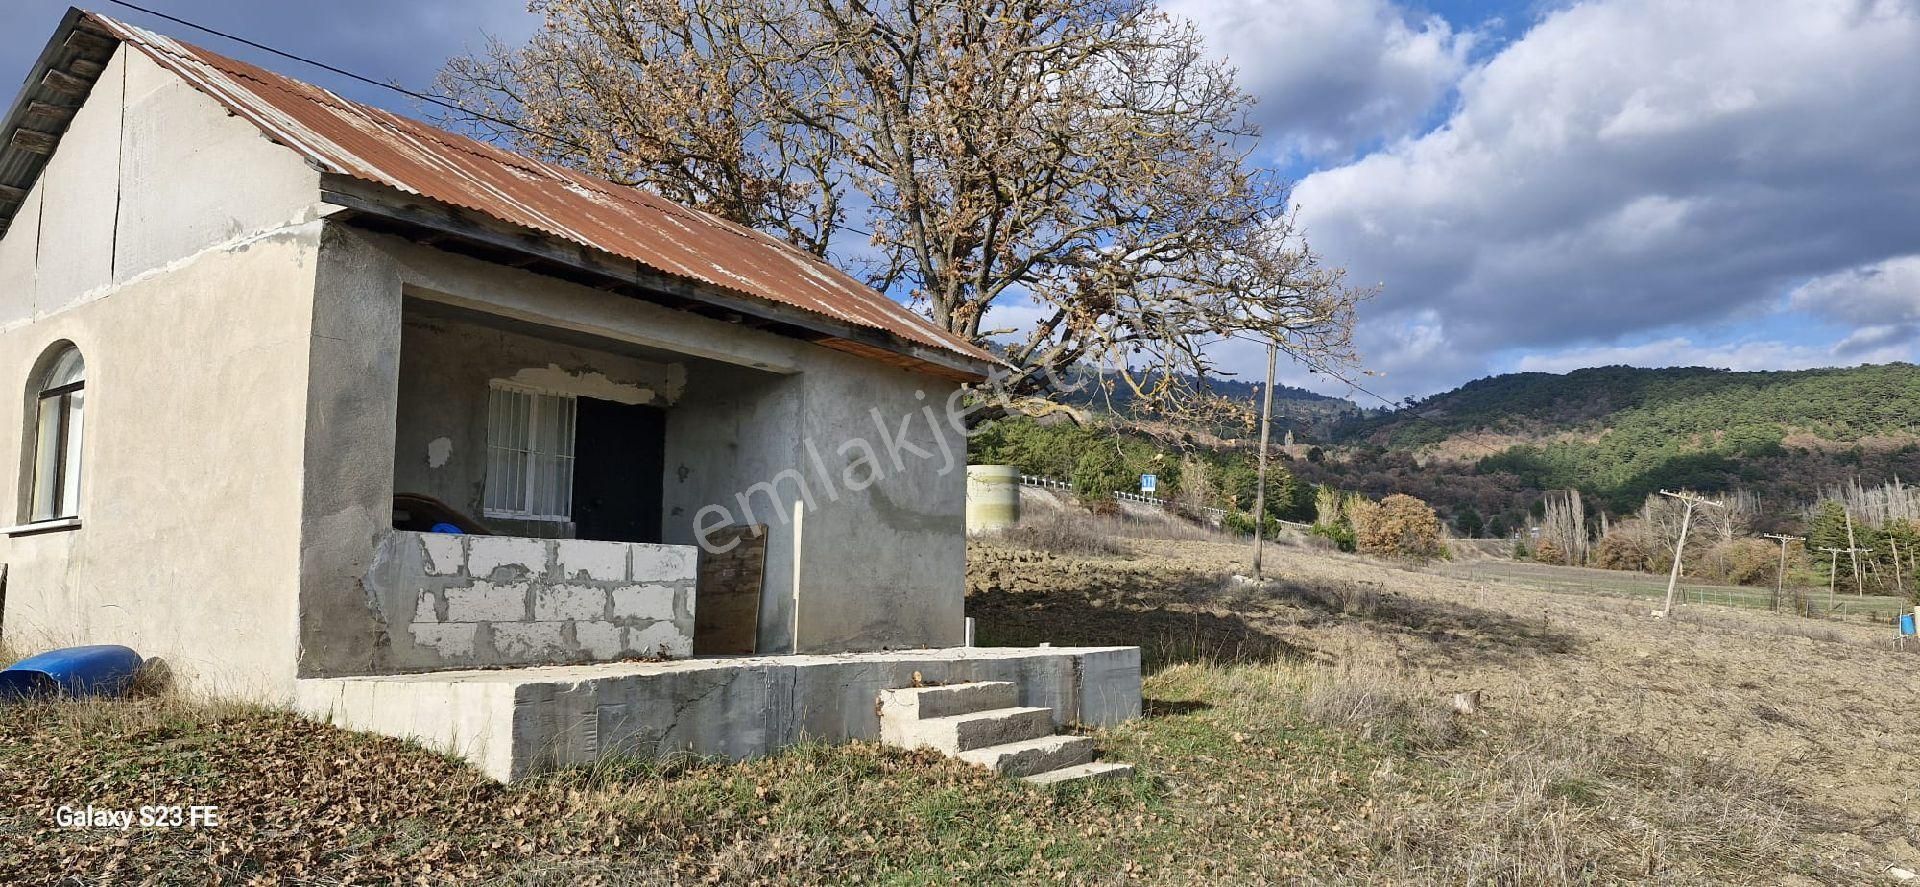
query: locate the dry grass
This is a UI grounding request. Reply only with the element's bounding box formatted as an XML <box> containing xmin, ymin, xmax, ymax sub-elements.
<box><xmin>0</xmin><ymin>517</ymin><xmax>1891</xmax><ymax>882</ymax></box>
<box><xmin>1297</xmin><ymin>664</ymin><xmax>1462</xmax><ymax>752</ymax></box>
<box><xmin>986</xmin><ymin>509</ymin><xmax>1133</xmax><ymax>557</ymax></box>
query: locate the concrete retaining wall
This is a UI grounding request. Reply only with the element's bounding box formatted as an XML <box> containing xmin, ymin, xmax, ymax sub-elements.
<box><xmin>367</xmin><ymin>531</ymin><xmax>696</xmax><ymax>672</ymax></box>
<box><xmin>295</xmin><ymin>645</ymin><xmax>1141</xmax><ymax>781</ymax></box>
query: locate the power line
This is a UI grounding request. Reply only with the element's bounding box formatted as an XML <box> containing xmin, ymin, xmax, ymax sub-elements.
<box><xmin>100</xmin><ymin>0</ymin><xmax>886</xmax><ymax>245</ymax></box>
<box><xmin>1197</xmin><ymin>329</ymin><xmax>1520</xmax><ymax>459</ymax></box>
<box><xmin>100</xmin><ymin>2</ymin><xmax>1453</xmax><ymax>419</ymax></box>
<box><xmin>102</xmin><ymin>0</ymin><xmax>595</xmax><ymax>155</ymax></box>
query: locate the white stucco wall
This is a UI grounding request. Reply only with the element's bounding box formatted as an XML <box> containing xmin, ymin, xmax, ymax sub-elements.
<box><xmin>0</xmin><ymin>46</ymin><xmax>325</xmax><ymax>698</ymax></box>
<box><xmin>301</xmin><ymin>229</ymin><xmax>968</xmax><ymax>668</ymax></box>
<box><xmin>0</xmin><ymin>44</ymin><xmax>968</xmax><ymax>689</ymax></box>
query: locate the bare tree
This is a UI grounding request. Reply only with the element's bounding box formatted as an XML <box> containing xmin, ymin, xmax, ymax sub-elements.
<box><xmin>440</xmin><ymin>0</ymin><xmax>1364</xmax><ymax>416</ymax></box>
<box><xmin>1540</xmin><ymin>489</ymin><xmax>1589</xmax><ymax>566</ymax></box>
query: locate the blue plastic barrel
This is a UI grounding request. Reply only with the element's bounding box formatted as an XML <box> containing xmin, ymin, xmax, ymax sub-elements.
<box><xmin>0</xmin><ymin>644</ymin><xmax>144</xmax><ymax>700</ymax></box>
<box><xmin>1901</xmin><ymin>613</ymin><xmax>1916</xmax><ymax>637</ymax></box>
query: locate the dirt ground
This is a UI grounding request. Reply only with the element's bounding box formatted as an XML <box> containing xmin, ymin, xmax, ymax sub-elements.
<box><xmin>969</xmin><ymin>529</ymin><xmax>1920</xmax><ymax>879</ymax></box>
<box><xmin>8</xmin><ymin>521</ymin><xmax>1919</xmax><ymax>883</ymax></box>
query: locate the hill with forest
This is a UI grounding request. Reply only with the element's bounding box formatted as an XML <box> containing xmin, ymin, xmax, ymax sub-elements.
<box><xmin>1305</xmin><ymin>363</ymin><xmax>1920</xmax><ymax>528</ymax></box>
<box><xmin>1055</xmin><ymin>365</ymin><xmax>1362</xmax><ymax>439</ymax></box>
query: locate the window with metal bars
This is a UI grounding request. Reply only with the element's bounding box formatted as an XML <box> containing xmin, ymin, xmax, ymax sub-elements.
<box><xmin>484</xmin><ymin>383</ymin><xmax>576</xmax><ymax>521</ymax></box>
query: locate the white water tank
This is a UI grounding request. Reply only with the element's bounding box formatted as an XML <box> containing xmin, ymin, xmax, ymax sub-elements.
<box><xmin>965</xmin><ymin>464</ymin><xmax>1021</xmax><ymax>533</ymax></box>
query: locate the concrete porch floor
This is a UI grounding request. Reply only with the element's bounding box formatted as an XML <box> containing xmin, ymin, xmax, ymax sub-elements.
<box><xmin>294</xmin><ymin>646</ymin><xmax>1141</xmax><ymax>781</ymax></box>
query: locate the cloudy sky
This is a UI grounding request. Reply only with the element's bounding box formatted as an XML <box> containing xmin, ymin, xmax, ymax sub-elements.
<box><xmin>5</xmin><ymin>0</ymin><xmax>1919</xmax><ymax>403</ymax></box>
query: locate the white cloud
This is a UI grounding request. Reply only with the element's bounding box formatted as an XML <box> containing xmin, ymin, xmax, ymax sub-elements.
<box><xmin>1291</xmin><ymin>0</ymin><xmax>1920</xmax><ymax>399</ymax></box>
<box><xmin>1788</xmin><ymin>254</ymin><xmax>1920</xmax><ymax>326</ymax></box>
<box><xmin>1512</xmin><ymin>334</ymin><xmax>1914</xmax><ymax>375</ymax></box>
<box><xmin>1163</xmin><ymin>0</ymin><xmax>1478</xmax><ymax>159</ymax></box>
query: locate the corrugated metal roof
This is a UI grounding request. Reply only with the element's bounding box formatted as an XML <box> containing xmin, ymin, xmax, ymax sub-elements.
<box><xmin>12</xmin><ymin>11</ymin><xmax>997</xmax><ymax>376</ymax></box>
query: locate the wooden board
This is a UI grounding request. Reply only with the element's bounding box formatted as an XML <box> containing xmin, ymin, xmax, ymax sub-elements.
<box><xmin>693</xmin><ymin>524</ymin><xmax>767</xmax><ymax>655</ymax></box>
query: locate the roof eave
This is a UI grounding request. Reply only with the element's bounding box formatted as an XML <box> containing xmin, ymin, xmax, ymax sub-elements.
<box><xmin>320</xmin><ymin>174</ymin><xmax>997</xmax><ymax>383</ymax></box>
<box><xmin>0</xmin><ymin>8</ymin><xmax>119</xmax><ymax>237</ymax></box>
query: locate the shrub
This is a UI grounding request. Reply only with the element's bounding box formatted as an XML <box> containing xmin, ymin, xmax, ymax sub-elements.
<box><xmin>1070</xmin><ymin>445</ymin><xmax>1131</xmax><ymax>503</ymax></box>
<box><xmin>1352</xmin><ymin>493</ymin><xmax>1445</xmax><ymax>561</ymax></box>
<box><xmin>1592</xmin><ymin>528</ymin><xmax>1653</xmax><ymax>572</ymax></box>
<box><xmin>1222</xmin><ymin>511</ymin><xmax>1284</xmax><ymax>538</ymax></box>
<box><xmin>1533</xmin><ymin>537</ymin><xmax>1566</xmax><ymax>565</ymax></box>
<box><xmin>1310</xmin><ymin>521</ymin><xmax>1356</xmax><ymax>552</ymax></box>
<box><xmin>1697</xmin><ymin>537</ymin><xmax>1778</xmax><ymax>586</ymax></box>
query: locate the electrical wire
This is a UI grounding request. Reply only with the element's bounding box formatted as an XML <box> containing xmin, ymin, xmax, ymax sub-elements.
<box><xmin>100</xmin><ymin>0</ymin><xmax>1437</xmax><ymax>424</ymax></box>
<box><xmin>101</xmin><ymin>0</ymin><xmax>597</xmax><ymax>155</ymax></box>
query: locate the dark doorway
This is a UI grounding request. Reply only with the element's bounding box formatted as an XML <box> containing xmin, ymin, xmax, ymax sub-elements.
<box><xmin>572</xmin><ymin>398</ymin><xmax>666</xmax><ymax>543</ymax></box>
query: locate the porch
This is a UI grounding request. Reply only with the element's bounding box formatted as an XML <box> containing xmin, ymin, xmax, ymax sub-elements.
<box><xmin>381</xmin><ymin>294</ymin><xmax>800</xmax><ymax>664</ymax></box>
<box><xmin>294</xmin><ymin>645</ymin><xmax>1143</xmax><ymax>781</ymax></box>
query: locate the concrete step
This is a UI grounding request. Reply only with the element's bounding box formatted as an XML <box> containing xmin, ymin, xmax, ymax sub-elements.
<box><xmin>877</xmin><ymin>681</ymin><xmax>1018</xmax><ymax>722</ymax></box>
<box><xmin>882</xmin><ymin>706</ymin><xmax>1054</xmax><ymax>753</ymax></box>
<box><xmin>1022</xmin><ymin>760</ymin><xmax>1135</xmax><ymax>786</ymax></box>
<box><xmin>957</xmin><ymin>734</ymin><xmax>1095</xmax><ymax>777</ymax></box>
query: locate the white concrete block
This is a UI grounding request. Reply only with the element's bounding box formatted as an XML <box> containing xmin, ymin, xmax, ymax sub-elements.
<box><xmin>410</xmin><ymin>623</ymin><xmax>478</xmax><ymax>658</ymax></box>
<box><xmin>1076</xmin><ymin>647</ymin><xmax>1143</xmax><ymax>727</ymax></box>
<box><xmin>629</xmin><ymin>621</ymin><xmax>690</xmax><ymax>658</ymax></box>
<box><xmin>1023</xmin><ymin>761</ymin><xmax>1134</xmax><ymax>785</ymax></box>
<box><xmin>630</xmin><ymin>544</ymin><xmax>696</xmax><ymax>581</ymax></box>
<box><xmin>420</xmin><ymin>533</ymin><xmax>466</xmax><ymax>576</ymax></box>
<box><xmin>610</xmin><ymin>586</ymin><xmax>676</xmax><ymax>622</ymax></box>
<box><xmin>555</xmin><ymin>539</ymin><xmax>629</xmax><ymax>581</ymax></box>
<box><xmin>493</xmin><ymin>622</ymin><xmax>569</xmax><ymax>659</ymax></box>
<box><xmin>884</xmin><ymin>707</ymin><xmax>1053</xmax><ymax>753</ymax></box>
<box><xmin>445</xmin><ymin>582</ymin><xmax>529</xmax><ymax>622</ymax></box>
<box><xmin>467</xmin><ymin>536</ymin><xmax>548</xmax><ymax>579</ymax></box>
<box><xmin>534</xmin><ymin>585</ymin><xmax>606</xmax><ymax>622</ymax></box>
<box><xmin>878</xmin><ymin>682</ymin><xmax>1017</xmax><ymax>720</ymax></box>
<box><xmin>575</xmin><ymin>621</ymin><xmax>626</xmax><ymax>659</ymax></box>
<box><xmin>956</xmin><ymin>735</ymin><xmax>1093</xmax><ymax>777</ymax></box>
<box><xmin>411</xmin><ymin>591</ymin><xmax>440</xmax><ymax>624</ymax></box>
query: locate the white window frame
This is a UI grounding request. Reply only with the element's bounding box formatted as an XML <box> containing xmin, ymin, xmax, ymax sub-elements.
<box><xmin>30</xmin><ymin>345</ymin><xmax>85</xmax><ymax>523</ymax></box>
<box><xmin>484</xmin><ymin>381</ymin><xmax>577</xmax><ymax>522</ymax></box>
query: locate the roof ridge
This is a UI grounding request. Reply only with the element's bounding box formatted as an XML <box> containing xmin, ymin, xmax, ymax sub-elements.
<box><xmin>72</xmin><ymin>11</ymin><xmax>997</xmax><ymax>374</ymax></box>
<box><xmin>120</xmin><ymin>24</ymin><xmax>853</xmax><ymax>275</ymax></box>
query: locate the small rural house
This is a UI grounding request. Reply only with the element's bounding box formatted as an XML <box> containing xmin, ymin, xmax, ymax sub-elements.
<box><xmin>0</xmin><ymin>10</ymin><xmax>1137</xmax><ymax>779</ymax></box>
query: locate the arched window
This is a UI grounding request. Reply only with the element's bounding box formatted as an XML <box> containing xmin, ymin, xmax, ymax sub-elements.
<box><xmin>30</xmin><ymin>345</ymin><xmax>84</xmax><ymax>520</ymax></box>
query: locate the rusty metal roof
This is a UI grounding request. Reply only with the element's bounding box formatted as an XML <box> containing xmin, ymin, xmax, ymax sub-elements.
<box><xmin>4</xmin><ymin>11</ymin><xmax>997</xmax><ymax>379</ymax></box>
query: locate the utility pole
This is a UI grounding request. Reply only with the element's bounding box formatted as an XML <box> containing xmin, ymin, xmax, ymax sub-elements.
<box><xmin>1844</xmin><ymin>510</ymin><xmax>1866</xmax><ymax>596</ymax></box>
<box><xmin>1762</xmin><ymin>533</ymin><xmax>1803</xmax><ymax>613</ymax></box>
<box><xmin>1892</xmin><ymin>537</ymin><xmax>1905</xmax><ymax>599</ymax></box>
<box><xmin>1656</xmin><ymin>489</ymin><xmax>1722</xmax><ymax>617</ymax></box>
<box><xmin>1816</xmin><ymin>545</ymin><xmax>1871</xmax><ymax>612</ymax></box>
<box><xmin>1250</xmin><ymin>341</ymin><xmax>1278</xmax><ymax>580</ymax></box>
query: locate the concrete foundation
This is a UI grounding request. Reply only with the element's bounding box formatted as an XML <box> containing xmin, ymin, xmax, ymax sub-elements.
<box><xmin>294</xmin><ymin>645</ymin><xmax>1140</xmax><ymax>781</ymax></box>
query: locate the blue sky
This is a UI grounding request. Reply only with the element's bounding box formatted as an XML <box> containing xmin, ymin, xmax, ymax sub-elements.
<box><xmin>5</xmin><ymin>0</ymin><xmax>1919</xmax><ymax>404</ymax></box>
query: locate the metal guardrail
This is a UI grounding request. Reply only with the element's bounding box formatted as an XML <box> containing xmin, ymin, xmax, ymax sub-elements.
<box><xmin>1019</xmin><ymin>474</ymin><xmax>1073</xmax><ymax>491</ymax></box>
<box><xmin>1020</xmin><ymin>473</ymin><xmax>1229</xmax><ymax>521</ymax></box>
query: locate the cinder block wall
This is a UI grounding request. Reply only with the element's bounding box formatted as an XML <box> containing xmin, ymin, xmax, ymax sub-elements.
<box><xmin>368</xmin><ymin>531</ymin><xmax>695</xmax><ymax>672</ymax></box>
